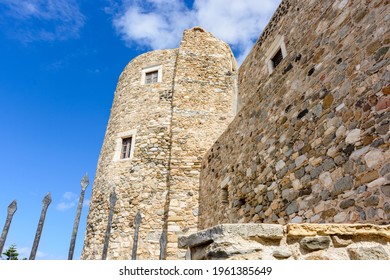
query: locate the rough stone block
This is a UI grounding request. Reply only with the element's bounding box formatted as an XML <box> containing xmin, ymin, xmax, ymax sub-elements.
<box><xmin>332</xmin><ymin>176</ymin><xmax>353</xmax><ymax>196</ymax></box>
<box><xmin>348</xmin><ymin>246</ymin><xmax>389</xmax><ymax>260</ymax></box>
<box><xmin>300</xmin><ymin>236</ymin><xmax>331</xmax><ymax>251</ymax></box>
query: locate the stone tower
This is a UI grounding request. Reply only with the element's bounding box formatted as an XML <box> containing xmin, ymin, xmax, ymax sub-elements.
<box><xmin>82</xmin><ymin>27</ymin><xmax>237</xmax><ymax>260</ymax></box>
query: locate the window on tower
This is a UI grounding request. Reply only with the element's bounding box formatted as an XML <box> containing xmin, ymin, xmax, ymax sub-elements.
<box><xmin>121</xmin><ymin>137</ymin><xmax>133</xmax><ymax>159</ymax></box>
<box><xmin>113</xmin><ymin>129</ymin><xmax>137</xmax><ymax>162</ymax></box>
<box><xmin>145</xmin><ymin>70</ymin><xmax>159</xmax><ymax>84</ymax></box>
<box><xmin>141</xmin><ymin>65</ymin><xmax>162</xmax><ymax>85</ymax></box>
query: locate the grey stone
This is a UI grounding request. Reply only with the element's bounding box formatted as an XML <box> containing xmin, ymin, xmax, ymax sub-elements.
<box><xmin>286</xmin><ymin>201</ymin><xmax>298</xmax><ymax>215</ymax></box>
<box><xmin>384</xmin><ymin>202</ymin><xmax>390</xmax><ymax>214</ymax></box>
<box><xmin>295</xmin><ymin>155</ymin><xmax>307</xmax><ymax>167</ymax></box>
<box><xmin>275</xmin><ymin>160</ymin><xmax>286</xmax><ymax>171</ymax></box>
<box><xmin>381</xmin><ymin>185</ymin><xmax>390</xmax><ymax>197</ymax></box>
<box><xmin>339</xmin><ymin>199</ymin><xmax>355</xmax><ymax>209</ymax></box>
<box><xmin>334</xmin><ymin>155</ymin><xmax>346</xmax><ymax>166</ymax></box>
<box><xmin>178</xmin><ymin>224</ymin><xmax>285</xmax><ymax>248</ymax></box>
<box><xmin>357</xmin><ymin>185</ymin><xmax>367</xmax><ymax>194</ymax></box>
<box><xmin>322</xmin><ymin>158</ymin><xmax>336</xmax><ymax>171</ymax></box>
<box><xmin>285</xmin><ymin>149</ymin><xmax>293</xmax><ymax>157</ymax></box>
<box><xmin>380</xmin><ymin>163</ymin><xmax>390</xmax><ymax>176</ymax></box>
<box><xmin>267</xmin><ymin>191</ymin><xmax>275</xmax><ymax>201</ymax></box>
<box><xmin>282</xmin><ymin>188</ymin><xmax>290</xmax><ymax>199</ymax></box>
<box><xmin>376</xmin><ymin>123</ymin><xmax>388</xmax><ymax>135</ymax></box>
<box><xmin>364</xmin><ymin>196</ymin><xmax>379</xmax><ymax>207</ymax></box>
<box><xmin>291</xmin><ymin>216</ymin><xmax>303</xmax><ymax>223</ymax></box>
<box><xmin>332</xmin><ymin>176</ymin><xmax>353</xmax><ymax>196</ymax></box>
<box><xmin>334</xmin><ymin>212</ymin><xmax>347</xmax><ymax>223</ymax></box>
<box><xmin>368</xmin><ymin>58</ymin><xmax>390</xmax><ymax>75</ymax></box>
<box><xmin>350</xmin><ymin>146</ymin><xmax>370</xmax><ymax>161</ymax></box>
<box><xmin>300</xmin><ymin>236</ymin><xmax>331</xmax><ymax>251</ymax></box>
<box><xmin>367</xmin><ymin>207</ymin><xmax>377</xmax><ymax>219</ymax></box>
<box><xmin>278</xmin><ymin>166</ymin><xmax>289</xmax><ymax>178</ymax></box>
<box><xmin>295</xmin><ymin>167</ymin><xmax>305</xmax><ymax>179</ymax></box>
<box><xmin>273</xmin><ymin>249</ymin><xmax>292</xmax><ymax>259</ymax></box>
<box><xmin>301</xmin><ymin>174</ymin><xmax>311</xmax><ymax>185</ymax></box>
<box><xmin>348</xmin><ymin>246</ymin><xmax>389</xmax><ymax>260</ymax></box>
<box><xmin>255</xmin><ymin>205</ymin><xmax>262</xmax><ymax>213</ymax></box>
<box><xmin>343</xmin><ymin>160</ymin><xmax>354</xmax><ymax>174</ymax></box>
<box><xmin>288</xmin><ymin>163</ymin><xmax>296</xmax><ymax>171</ymax></box>
<box><xmin>305</xmin><ymin>164</ymin><xmax>313</xmax><ymax>173</ymax></box>
<box><xmin>310</xmin><ymin>166</ymin><xmax>323</xmax><ymax>179</ymax></box>
<box><xmin>313</xmin><ymin>104</ymin><xmax>323</xmax><ymax>117</ymax></box>
<box><xmin>320</xmin><ymin>190</ymin><xmax>330</xmax><ymax>200</ymax></box>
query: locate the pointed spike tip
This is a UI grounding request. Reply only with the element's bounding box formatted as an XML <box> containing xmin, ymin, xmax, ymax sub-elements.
<box><xmin>80</xmin><ymin>173</ymin><xmax>90</xmax><ymax>190</ymax></box>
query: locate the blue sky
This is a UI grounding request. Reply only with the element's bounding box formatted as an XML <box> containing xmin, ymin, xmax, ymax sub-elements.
<box><xmin>0</xmin><ymin>0</ymin><xmax>280</xmax><ymax>260</ymax></box>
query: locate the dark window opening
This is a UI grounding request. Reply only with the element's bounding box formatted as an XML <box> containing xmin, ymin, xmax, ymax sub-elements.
<box><xmin>271</xmin><ymin>48</ymin><xmax>284</xmax><ymax>68</ymax></box>
<box><xmin>222</xmin><ymin>188</ymin><xmax>228</xmax><ymax>204</ymax></box>
<box><xmin>121</xmin><ymin>137</ymin><xmax>132</xmax><ymax>159</ymax></box>
<box><xmin>145</xmin><ymin>70</ymin><xmax>158</xmax><ymax>84</ymax></box>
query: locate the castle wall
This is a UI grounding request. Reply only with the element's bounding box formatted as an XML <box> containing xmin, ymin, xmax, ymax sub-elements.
<box><xmin>199</xmin><ymin>0</ymin><xmax>390</xmax><ymax>228</ymax></box>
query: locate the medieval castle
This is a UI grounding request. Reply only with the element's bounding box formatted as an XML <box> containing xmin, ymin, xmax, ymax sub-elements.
<box><xmin>82</xmin><ymin>0</ymin><xmax>390</xmax><ymax>260</ymax></box>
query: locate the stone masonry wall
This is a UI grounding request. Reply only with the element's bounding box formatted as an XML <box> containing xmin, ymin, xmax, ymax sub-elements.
<box><xmin>166</xmin><ymin>27</ymin><xmax>237</xmax><ymax>259</ymax></box>
<box><xmin>179</xmin><ymin>223</ymin><xmax>390</xmax><ymax>260</ymax></box>
<box><xmin>82</xmin><ymin>27</ymin><xmax>237</xmax><ymax>260</ymax></box>
<box><xmin>199</xmin><ymin>0</ymin><xmax>390</xmax><ymax>229</ymax></box>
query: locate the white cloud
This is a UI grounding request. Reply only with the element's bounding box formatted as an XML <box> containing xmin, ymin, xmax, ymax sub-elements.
<box><xmin>0</xmin><ymin>0</ymin><xmax>85</xmax><ymax>41</ymax></box>
<box><xmin>113</xmin><ymin>0</ymin><xmax>195</xmax><ymax>50</ymax></box>
<box><xmin>111</xmin><ymin>0</ymin><xmax>281</xmax><ymax>64</ymax></box>
<box><xmin>83</xmin><ymin>199</ymin><xmax>90</xmax><ymax>207</ymax></box>
<box><xmin>63</xmin><ymin>191</ymin><xmax>78</xmax><ymax>201</ymax></box>
<box><xmin>56</xmin><ymin>191</ymin><xmax>78</xmax><ymax>211</ymax></box>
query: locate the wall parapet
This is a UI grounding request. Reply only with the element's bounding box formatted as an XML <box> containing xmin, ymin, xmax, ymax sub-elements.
<box><xmin>179</xmin><ymin>223</ymin><xmax>390</xmax><ymax>260</ymax></box>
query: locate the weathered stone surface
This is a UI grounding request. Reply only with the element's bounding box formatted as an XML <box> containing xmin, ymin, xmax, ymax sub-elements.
<box><xmin>178</xmin><ymin>224</ymin><xmax>284</xmax><ymax>249</ymax></box>
<box><xmin>364</xmin><ymin>150</ymin><xmax>385</xmax><ymax>169</ymax></box>
<box><xmin>348</xmin><ymin>246</ymin><xmax>389</xmax><ymax>260</ymax></box>
<box><xmin>181</xmin><ymin>223</ymin><xmax>390</xmax><ymax>260</ymax></box>
<box><xmin>381</xmin><ymin>185</ymin><xmax>390</xmax><ymax>197</ymax></box>
<box><xmin>287</xmin><ymin>224</ymin><xmax>390</xmax><ymax>239</ymax></box>
<box><xmin>345</xmin><ymin>129</ymin><xmax>361</xmax><ymax>144</ymax></box>
<box><xmin>375</xmin><ymin>96</ymin><xmax>390</xmax><ymax>111</ymax></box>
<box><xmin>332</xmin><ymin>176</ymin><xmax>353</xmax><ymax>196</ymax></box>
<box><xmin>367</xmin><ymin>178</ymin><xmax>386</xmax><ymax>189</ymax></box>
<box><xmin>339</xmin><ymin>199</ymin><xmax>355</xmax><ymax>209</ymax></box>
<box><xmin>295</xmin><ymin>155</ymin><xmax>307</xmax><ymax>167</ymax></box>
<box><xmin>331</xmin><ymin>235</ymin><xmax>353</xmax><ymax>247</ymax></box>
<box><xmin>334</xmin><ymin>212</ymin><xmax>347</xmax><ymax>223</ymax></box>
<box><xmin>286</xmin><ymin>201</ymin><xmax>299</xmax><ymax>215</ymax></box>
<box><xmin>300</xmin><ymin>236</ymin><xmax>331</xmax><ymax>251</ymax></box>
<box><xmin>319</xmin><ymin>172</ymin><xmax>333</xmax><ymax>188</ymax></box>
<box><xmin>273</xmin><ymin>249</ymin><xmax>292</xmax><ymax>259</ymax></box>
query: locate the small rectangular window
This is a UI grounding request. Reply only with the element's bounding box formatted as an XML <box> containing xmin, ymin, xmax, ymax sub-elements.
<box><xmin>145</xmin><ymin>70</ymin><xmax>159</xmax><ymax>84</ymax></box>
<box><xmin>121</xmin><ymin>137</ymin><xmax>132</xmax><ymax>159</ymax></box>
<box><xmin>271</xmin><ymin>48</ymin><xmax>284</xmax><ymax>68</ymax></box>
